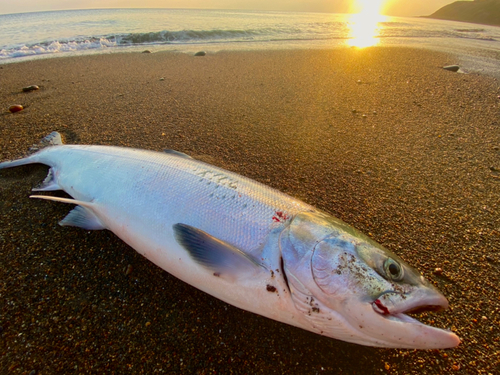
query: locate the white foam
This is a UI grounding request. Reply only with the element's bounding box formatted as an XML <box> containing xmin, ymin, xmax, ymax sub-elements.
<box><xmin>0</xmin><ymin>38</ymin><xmax>119</xmax><ymax>60</ymax></box>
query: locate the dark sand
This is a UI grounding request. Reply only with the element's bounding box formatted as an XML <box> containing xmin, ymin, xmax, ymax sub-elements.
<box><xmin>0</xmin><ymin>48</ymin><xmax>499</xmax><ymax>374</ymax></box>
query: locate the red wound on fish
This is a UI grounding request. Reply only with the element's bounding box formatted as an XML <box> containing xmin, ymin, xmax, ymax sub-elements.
<box><xmin>272</xmin><ymin>211</ymin><xmax>290</xmax><ymax>223</ymax></box>
<box><xmin>374</xmin><ymin>299</ymin><xmax>390</xmax><ymax>315</ymax></box>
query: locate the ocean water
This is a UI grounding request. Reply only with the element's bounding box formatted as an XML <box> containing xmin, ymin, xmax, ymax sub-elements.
<box><xmin>1</xmin><ymin>8</ymin><xmax>499</xmax><ymax>75</ymax></box>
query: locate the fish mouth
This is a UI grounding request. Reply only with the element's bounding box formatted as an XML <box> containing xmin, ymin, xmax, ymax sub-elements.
<box><xmin>338</xmin><ymin>292</ymin><xmax>461</xmax><ymax>349</ymax></box>
<box><xmin>372</xmin><ymin>289</ymin><xmax>449</xmax><ymax>319</ymax></box>
<box><xmin>365</xmin><ymin>290</ymin><xmax>460</xmax><ymax>348</ymax></box>
<box><xmin>405</xmin><ymin>304</ymin><xmax>446</xmax><ymax>314</ymax></box>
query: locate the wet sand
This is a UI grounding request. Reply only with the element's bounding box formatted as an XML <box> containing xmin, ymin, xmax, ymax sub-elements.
<box><xmin>0</xmin><ymin>48</ymin><xmax>499</xmax><ymax>374</ymax></box>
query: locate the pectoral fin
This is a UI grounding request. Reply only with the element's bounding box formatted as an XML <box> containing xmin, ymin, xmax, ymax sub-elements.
<box><xmin>173</xmin><ymin>223</ymin><xmax>265</xmax><ymax>280</ymax></box>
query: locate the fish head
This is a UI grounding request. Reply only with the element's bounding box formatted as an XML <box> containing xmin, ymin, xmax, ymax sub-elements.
<box><xmin>280</xmin><ymin>212</ymin><xmax>460</xmax><ymax>349</ymax></box>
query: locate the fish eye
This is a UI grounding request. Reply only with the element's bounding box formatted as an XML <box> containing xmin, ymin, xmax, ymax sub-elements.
<box><xmin>384</xmin><ymin>258</ymin><xmax>404</xmax><ymax>281</ymax></box>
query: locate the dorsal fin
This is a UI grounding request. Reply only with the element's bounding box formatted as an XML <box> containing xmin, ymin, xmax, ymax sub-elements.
<box><xmin>173</xmin><ymin>223</ymin><xmax>265</xmax><ymax>281</ymax></box>
<box><xmin>163</xmin><ymin>149</ymin><xmax>193</xmax><ymax>159</ymax></box>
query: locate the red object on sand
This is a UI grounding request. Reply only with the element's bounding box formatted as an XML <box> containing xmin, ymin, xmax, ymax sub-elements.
<box><xmin>9</xmin><ymin>105</ymin><xmax>23</xmax><ymax>113</ymax></box>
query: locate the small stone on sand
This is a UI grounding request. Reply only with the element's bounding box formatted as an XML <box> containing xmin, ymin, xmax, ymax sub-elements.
<box><xmin>9</xmin><ymin>105</ymin><xmax>23</xmax><ymax>113</ymax></box>
<box><xmin>443</xmin><ymin>65</ymin><xmax>460</xmax><ymax>72</ymax></box>
<box><xmin>22</xmin><ymin>85</ymin><xmax>39</xmax><ymax>92</ymax></box>
<box><xmin>434</xmin><ymin>268</ymin><xmax>443</xmax><ymax>275</ymax></box>
<box><xmin>125</xmin><ymin>264</ymin><xmax>133</xmax><ymax>275</ymax></box>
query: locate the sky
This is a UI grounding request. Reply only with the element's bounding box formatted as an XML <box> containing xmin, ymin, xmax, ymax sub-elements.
<box><xmin>0</xmin><ymin>0</ymin><xmax>460</xmax><ymax>17</ymax></box>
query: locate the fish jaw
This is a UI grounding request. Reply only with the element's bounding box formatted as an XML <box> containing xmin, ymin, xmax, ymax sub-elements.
<box><xmin>372</xmin><ymin>285</ymin><xmax>449</xmax><ymax>316</ymax></box>
<box><xmin>341</xmin><ymin>298</ymin><xmax>460</xmax><ymax>349</ymax></box>
<box><xmin>284</xmin><ymin>258</ymin><xmax>460</xmax><ymax>349</ymax></box>
<box><xmin>362</xmin><ymin>280</ymin><xmax>460</xmax><ymax>348</ymax></box>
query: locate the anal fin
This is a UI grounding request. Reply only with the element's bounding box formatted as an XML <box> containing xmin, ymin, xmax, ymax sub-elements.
<box><xmin>60</xmin><ymin>206</ymin><xmax>106</xmax><ymax>230</ymax></box>
<box><xmin>30</xmin><ymin>195</ymin><xmax>106</xmax><ymax>230</ymax></box>
<box><xmin>173</xmin><ymin>223</ymin><xmax>265</xmax><ymax>281</ymax></box>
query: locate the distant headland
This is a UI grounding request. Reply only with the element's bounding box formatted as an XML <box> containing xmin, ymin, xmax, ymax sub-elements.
<box><xmin>425</xmin><ymin>0</ymin><xmax>500</xmax><ymax>26</ymax></box>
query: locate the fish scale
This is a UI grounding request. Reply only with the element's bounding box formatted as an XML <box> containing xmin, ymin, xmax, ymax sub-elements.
<box><xmin>9</xmin><ymin>143</ymin><xmax>311</xmax><ymax>266</ymax></box>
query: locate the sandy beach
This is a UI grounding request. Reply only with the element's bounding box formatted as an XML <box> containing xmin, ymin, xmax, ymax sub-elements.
<box><xmin>1</xmin><ymin>48</ymin><xmax>499</xmax><ymax>374</ymax></box>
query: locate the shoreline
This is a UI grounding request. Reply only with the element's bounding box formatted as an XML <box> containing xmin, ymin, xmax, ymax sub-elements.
<box><xmin>1</xmin><ymin>47</ymin><xmax>499</xmax><ymax>374</ymax></box>
<box><xmin>2</xmin><ymin>40</ymin><xmax>500</xmax><ymax>80</ymax></box>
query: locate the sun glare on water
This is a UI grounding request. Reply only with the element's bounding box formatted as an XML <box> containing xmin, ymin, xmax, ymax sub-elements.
<box><xmin>348</xmin><ymin>0</ymin><xmax>387</xmax><ymax>48</ymax></box>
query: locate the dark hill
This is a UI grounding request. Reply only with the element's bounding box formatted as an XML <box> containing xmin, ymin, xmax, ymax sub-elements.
<box><xmin>426</xmin><ymin>0</ymin><xmax>500</xmax><ymax>26</ymax></box>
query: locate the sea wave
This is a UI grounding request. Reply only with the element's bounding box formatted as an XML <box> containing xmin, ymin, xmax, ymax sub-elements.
<box><xmin>0</xmin><ymin>28</ymin><xmax>291</xmax><ymax>60</ymax></box>
<box><xmin>0</xmin><ymin>38</ymin><xmax>118</xmax><ymax>60</ymax></box>
<box><xmin>0</xmin><ymin>22</ymin><xmax>498</xmax><ymax>61</ymax></box>
<box><xmin>116</xmin><ymin>29</ymin><xmax>265</xmax><ymax>44</ymax></box>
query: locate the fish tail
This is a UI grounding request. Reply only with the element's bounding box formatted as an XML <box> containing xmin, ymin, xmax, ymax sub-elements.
<box><xmin>0</xmin><ymin>131</ymin><xmax>64</xmax><ymax>170</ymax></box>
<box><xmin>0</xmin><ymin>154</ymin><xmax>40</xmax><ymax>169</ymax></box>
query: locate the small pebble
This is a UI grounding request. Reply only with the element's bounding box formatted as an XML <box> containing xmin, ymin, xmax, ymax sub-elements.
<box><xmin>159</xmin><ymin>77</ymin><xmax>165</xmax><ymax>81</ymax></box>
<box><xmin>125</xmin><ymin>264</ymin><xmax>133</xmax><ymax>275</ymax></box>
<box><xmin>9</xmin><ymin>105</ymin><xmax>23</xmax><ymax>113</ymax></box>
<box><xmin>356</xmin><ymin>80</ymin><xmax>362</xmax><ymax>84</ymax></box>
<box><xmin>142</xmin><ymin>50</ymin><xmax>152</xmax><ymax>54</ymax></box>
<box><xmin>194</xmin><ymin>51</ymin><xmax>206</xmax><ymax>56</ymax></box>
<box><xmin>443</xmin><ymin>65</ymin><xmax>460</xmax><ymax>72</ymax></box>
<box><xmin>434</xmin><ymin>268</ymin><xmax>443</xmax><ymax>275</ymax></box>
<box><xmin>22</xmin><ymin>85</ymin><xmax>39</xmax><ymax>92</ymax></box>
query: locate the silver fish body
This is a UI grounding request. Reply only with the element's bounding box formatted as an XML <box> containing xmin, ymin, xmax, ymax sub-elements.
<box><xmin>0</xmin><ymin>133</ymin><xmax>460</xmax><ymax>349</ymax></box>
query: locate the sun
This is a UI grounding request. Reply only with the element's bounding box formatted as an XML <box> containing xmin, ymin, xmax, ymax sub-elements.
<box><xmin>348</xmin><ymin>0</ymin><xmax>387</xmax><ymax>48</ymax></box>
<box><xmin>351</xmin><ymin>0</ymin><xmax>385</xmax><ymax>15</ymax></box>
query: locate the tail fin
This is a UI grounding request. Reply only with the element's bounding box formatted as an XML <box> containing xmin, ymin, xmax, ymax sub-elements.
<box><xmin>0</xmin><ymin>131</ymin><xmax>64</xmax><ymax>170</ymax></box>
<box><xmin>27</xmin><ymin>131</ymin><xmax>63</xmax><ymax>153</ymax></box>
<box><xmin>0</xmin><ymin>157</ymin><xmax>40</xmax><ymax>169</ymax></box>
